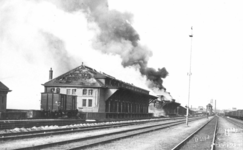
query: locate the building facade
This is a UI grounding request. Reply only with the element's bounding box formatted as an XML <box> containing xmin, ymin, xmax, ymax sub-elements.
<box><xmin>41</xmin><ymin>64</ymin><xmax>157</xmax><ymax>119</ymax></box>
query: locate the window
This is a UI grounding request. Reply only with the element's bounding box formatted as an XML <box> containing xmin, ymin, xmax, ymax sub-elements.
<box><xmin>83</xmin><ymin>89</ymin><xmax>87</xmax><ymax>95</ymax></box>
<box><xmin>88</xmin><ymin>99</ymin><xmax>92</xmax><ymax>107</ymax></box>
<box><xmin>82</xmin><ymin>99</ymin><xmax>86</xmax><ymax>107</ymax></box>
<box><xmin>88</xmin><ymin>89</ymin><xmax>93</xmax><ymax>95</ymax></box>
<box><xmin>72</xmin><ymin>89</ymin><xmax>76</xmax><ymax>95</ymax></box>
<box><xmin>67</xmin><ymin>89</ymin><xmax>71</xmax><ymax>95</ymax></box>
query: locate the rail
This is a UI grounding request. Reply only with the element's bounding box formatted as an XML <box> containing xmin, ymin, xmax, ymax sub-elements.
<box><xmin>210</xmin><ymin>116</ymin><xmax>218</xmax><ymax>150</ymax></box>
<box><xmin>171</xmin><ymin>116</ymin><xmax>218</xmax><ymax>150</ymax></box>
<box><xmin>12</xmin><ymin>117</ymin><xmax>203</xmax><ymax>150</ymax></box>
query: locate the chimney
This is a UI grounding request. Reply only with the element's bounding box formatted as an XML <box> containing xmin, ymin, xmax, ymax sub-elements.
<box><xmin>49</xmin><ymin>68</ymin><xmax>53</xmax><ymax>80</ymax></box>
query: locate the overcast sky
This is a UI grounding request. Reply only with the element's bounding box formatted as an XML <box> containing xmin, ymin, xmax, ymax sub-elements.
<box><xmin>110</xmin><ymin>0</ymin><xmax>243</xmax><ymax>110</ymax></box>
<box><xmin>1</xmin><ymin>0</ymin><xmax>243</xmax><ymax>110</ymax></box>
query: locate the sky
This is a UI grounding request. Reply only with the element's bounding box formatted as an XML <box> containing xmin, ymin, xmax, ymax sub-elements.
<box><xmin>0</xmin><ymin>0</ymin><xmax>243</xmax><ymax>110</ymax></box>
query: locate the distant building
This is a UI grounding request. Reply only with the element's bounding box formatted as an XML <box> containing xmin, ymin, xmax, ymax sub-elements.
<box><xmin>206</xmin><ymin>104</ymin><xmax>213</xmax><ymax>115</ymax></box>
<box><xmin>0</xmin><ymin>82</ymin><xmax>11</xmax><ymax>112</ymax></box>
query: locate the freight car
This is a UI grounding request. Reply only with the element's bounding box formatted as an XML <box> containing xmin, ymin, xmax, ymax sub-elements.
<box><xmin>225</xmin><ymin>109</ymin><xmax>243</xmax><ymax>120</ymax></box>
<box><xmin>41</xmin><ymin>92</ymin><xmax>78</xmax><ymax>118</ymax></box>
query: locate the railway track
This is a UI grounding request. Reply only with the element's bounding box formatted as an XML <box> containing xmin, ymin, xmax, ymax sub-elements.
<box><xmin>0</xmin><ymin>117</ymin><xmax>184</xmax><ymax>130</ymax></box>
<box><xmin>171</xmin><ymin>116</ymin><xmax>218</xmax><ymax>150</ymax></box>
<box><xmin>2</xmin><ymin>117</ymin><xmax>203</xmax><ymax>150</ymax></box>
<box><xmin>0</xmin><ymin>119</ymin><xmax>86</xmax><ymax>130</ymax></box>
<box><xmin>224</xmin><ymin>116</ymin><xmax>243</xmax><ymax>128</ymax></box>
<box><xmin>213</xmin><ymin>116</ymin><xmax>243</xmax><ymax>149</ymax></box>
<box><xmin>0</xmin><ymin>117</ymin><xmax>191</xmax><ymax>141</ymax></box>
<box><xmin>0</xmin><ymin>122</ymin><xmax>139</xmax><ymax>141</ymax></box>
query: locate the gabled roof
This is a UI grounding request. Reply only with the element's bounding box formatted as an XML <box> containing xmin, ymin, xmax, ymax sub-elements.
<box><xmin>43</xmin><ymin>65</ymin><xmax>149</xmax><ymax>94</ymax></box>
<box><xmin>0</xmin><ymin>81</ymin><xmax>11</xmax><ymax>92</ymax></box>
<box><xmin>44</xmin><ymin>65</ymin><xmax>106</xmax><ymax>87</ymax></box>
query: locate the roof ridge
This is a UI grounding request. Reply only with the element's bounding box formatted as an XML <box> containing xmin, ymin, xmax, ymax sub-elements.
<box><xmin>42</xmin><ymin>65</ymin><xmax>149</xmax><ymax>93</ymax></box>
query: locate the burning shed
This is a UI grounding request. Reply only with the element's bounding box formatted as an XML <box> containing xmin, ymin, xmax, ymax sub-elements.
<box><xmin>41</xmin><ymin>64</ymin><xmax>157</xmax><ymax>120</ymax></box>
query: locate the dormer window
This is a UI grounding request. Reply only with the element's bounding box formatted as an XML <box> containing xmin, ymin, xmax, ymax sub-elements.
<box><xmin>88</xmin><ymin>89</ymin><xmax>93</xmax><ymax>95</ymax></box>
<box><xmin>83</xmin><ymin>89</ymin><xmax>87</xmax><ymax>95</ymax></box>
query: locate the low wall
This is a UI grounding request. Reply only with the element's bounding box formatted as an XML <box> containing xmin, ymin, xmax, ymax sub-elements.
<box><xmin>1</xmin><ymin>110</ymin><xmax>43</xmax><ymax>119</ymax></box>
<box><xmin>78</xmin><ymin>112</ymin><xmax>153</xmax><ymax>120</ymax></box>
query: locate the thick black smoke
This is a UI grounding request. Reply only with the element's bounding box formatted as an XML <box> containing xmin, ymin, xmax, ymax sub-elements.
<box><xmin>140</xmin><ymin>66</ymin><xmax>168</xmax><ymax>90</ymax></box>
<box><xmin>54</xmin><ymin>0</ymin><xmax>169</xmax><ymax>89</ymax></box>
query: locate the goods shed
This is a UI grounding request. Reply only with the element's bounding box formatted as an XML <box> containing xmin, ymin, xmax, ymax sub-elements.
<box><xmin>41</xmin><ymin>64</ymin><xmax>157</xmax><ymax>120</ymax></box>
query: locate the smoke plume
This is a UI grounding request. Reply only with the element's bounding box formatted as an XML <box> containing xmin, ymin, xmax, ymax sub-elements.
<box><xmin>55</xmin><ymin>0</ymin><xmax>169</xmax><ymax>89</ymax></box>
<box><xmin>0</xmin><ymin>0</ymin><xmax>83</xmax><ymax>109</ymax></box>
<box><xmin>0</xmin><ymin>0</ymin><xmax>168</xmax><ymax>109</ymax></box>
<box><xmin>41</xmin><ymin>32</ymin><xmax>73</xmax><ymax>73</ymax></box>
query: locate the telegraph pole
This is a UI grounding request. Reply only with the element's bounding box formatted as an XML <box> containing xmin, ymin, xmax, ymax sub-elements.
<box><xmin>186</xmin><ymin>27</ymin><xmax>193</xmax><ymax>126</ymax></box>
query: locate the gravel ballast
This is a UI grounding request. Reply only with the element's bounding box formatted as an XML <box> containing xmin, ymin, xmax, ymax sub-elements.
<box><xmin>215</xmin><ymin>117</ymin><xmax>243</xmax><ymax>150</ymax></box>
<box><xmin>87</xmin><ymin>117</ymin><xmax>212</xmax><ymax>150</ymax></box>
<box><xmin>0</xmin><ymin>118</ymin><xmax>194</xmax><ymax>149</ymax></box>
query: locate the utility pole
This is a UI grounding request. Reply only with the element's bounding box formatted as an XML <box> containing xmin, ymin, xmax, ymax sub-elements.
<box><xmin>186</xmin><ymin>27</ymin><xmax>193</xmax><ymax>126</ymax></box>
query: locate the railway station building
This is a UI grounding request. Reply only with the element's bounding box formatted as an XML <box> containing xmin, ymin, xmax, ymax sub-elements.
<box><xmin>0</xmin><ymin>82</ymin><xmax>11</xmax><ymax>113</ymax></box>
<box><xmin>41</xmin><ymin>64</ymin><xmax>157</xmax><ymax>120</ymax></box>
